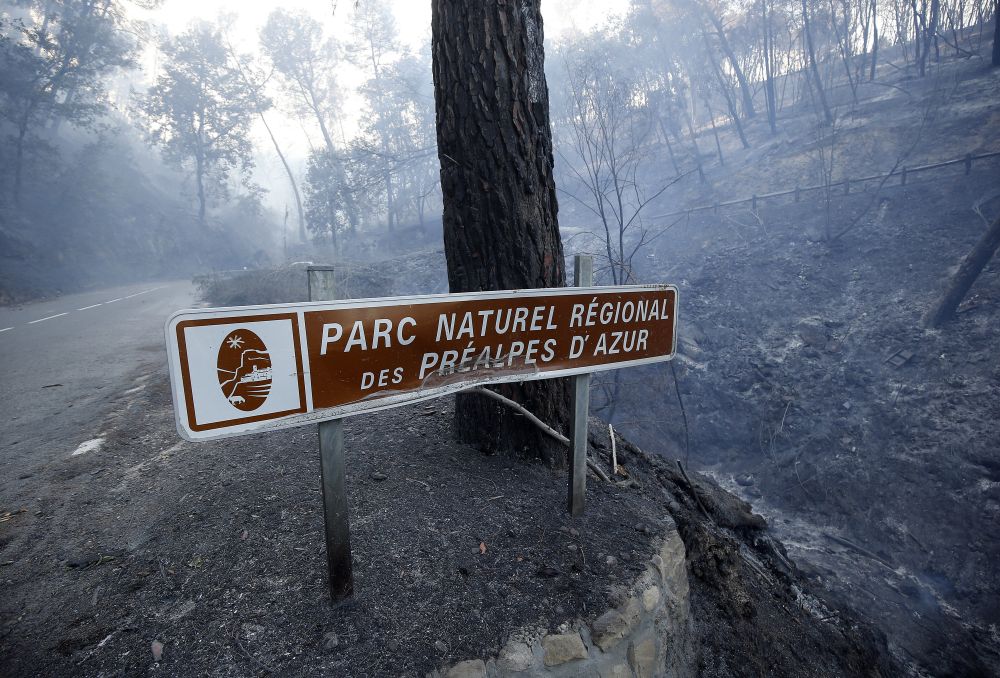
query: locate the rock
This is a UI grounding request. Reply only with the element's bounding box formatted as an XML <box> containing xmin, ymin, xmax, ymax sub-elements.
<box><xmin>435</xmin><ymin>640</ymin><xmax>449</xmax><ymax>653</ymax></box>
<box><xmin>601</xmin><ymin>663</ymin><xmax>632</xmax><ymax>678</ymax></box>
<box><xmin>151</xmin><ymin>640</ymin><xmax>164</xmax><ymax>662</ymax></box>
<box><xmin>541</xmin><ymin>631</ymin><xmax>587</xmax><ymax>666</ymax></box>
<box><xmin>605</xmin><ymin>556</ymin><xmax>618</xmax><ymax>567</ymax></box>
<box><xmin>569</xmin><ymin>528</ymin><xmax>580</xmax><ymax>537</ymax></box>
<box><xmin>592</xmin><ymin>610</ymin><xmax>629</xmax><ymax>651</ymax></box>
<box><xmin>497</xmin><ymin>640</ymin><xmax>534</xmax><ymax>672</ymax></box>
<box><xmin>622</xmin><ymin>595</ymin><xmax>643</xmax><ymax>631</ymax></box>
<box><xmin>798</xmin><ymin>322</ymin><xmax>828</xmax><ymax>349</ymax></box>
<box><xmin>370</xmin><ymin>472</ymin><xmax>388</xmax><ymax>482</ymax></box>
<box><xmin>323</xmin><ymin>632</ymin><xmax>339</xmax><ymax>649</ymax></box>
<box><xmin>628</xmin><ymin>635</ymin><xmax>658</xmax><ymax>678</ymax></box>
<box><xmin>169</xmin><ymin>600</ymin><xmax>196</xmax><ymax>621</ymax></box>
<box><xmin>642</xmin><ymin>585</ymin><xmax>661</xmax><ymax>611</ymax></box>
<box><xmin>445</xmin><ymin>659</ymin><xmax>487</xmax><ymax>678</ymax></box>
<box><xmin>735</xmin><ymin>473</ymin><xmax>754</xmax><ymax>487</ymax></box>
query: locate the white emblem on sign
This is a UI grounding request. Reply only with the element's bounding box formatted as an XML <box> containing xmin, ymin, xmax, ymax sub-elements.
<box><xmin>182</xmin><ymin>319</ymin><xmax>301</xmax><ymax>427</ymax></box>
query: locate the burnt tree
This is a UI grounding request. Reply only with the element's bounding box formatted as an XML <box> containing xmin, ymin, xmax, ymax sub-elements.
<box><xmin>923</xmin><ymin>213</ymin><xmax>1000</xmax><ymax>327</ymax></box>
<box><xmin>430</xmin><ymin>0</ymin><xmax>570</xmax><ymax>465</ymax></box>
<box><xmin>993</xmin><ymin>0</ymin><xmax>999</xmax><ymax>67</ymax></box>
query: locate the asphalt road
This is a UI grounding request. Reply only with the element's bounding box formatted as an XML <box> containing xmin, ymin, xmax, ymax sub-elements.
<box><xmin>0</xmin><ymin>280</ymin><xmax>195</xmax><ymax>500</ymax></box>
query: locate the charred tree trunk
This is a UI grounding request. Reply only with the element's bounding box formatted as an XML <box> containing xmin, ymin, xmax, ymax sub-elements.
<box><xmin>923</xmin><ymin>213</ymin><xmax>1000</xmax><ymax>327</ymax></box>
<box><xmin>431</xmin><ymin>0</ymin><xmax>570</xmax><ymax>466</ymax></box>
<box><xmin>993</xmin><ymin>0</ymin><xmax>1000</xmax><ymax>66</ymax></box>
<box><xmin>762</xmin><ymin>0</ymin><xmax>779</xmax><ymax>133</ymax></box>
<box><xmin>870</xmin><ymin>0</ymin><xmax>880</xmax><ymax>80</ymax></box>
<box><xmin>918</xmin><ymin>0</ymin><xmax>941</xmax><ymax>75</ymax></box>
<box><xmin>802</xmin><ymin>0</ymin><xmax>834</xmax><ymax>124</ymax></box>
<box><xmin>704</xmin><ymin>10</ymin><xmax>757</xmax><ymax>119</ymax></box>
<box><xmin>704</xmin><ymin>35</ymin><xmax>750</xmax><ymax>149</ymax></box>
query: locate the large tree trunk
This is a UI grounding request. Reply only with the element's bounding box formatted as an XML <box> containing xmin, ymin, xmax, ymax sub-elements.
<box><xmin>923</xmin><ymin>213</ymin><xmax>1000</xmax><ymax>327</ymax></box>
<box><xmin>431</xmin><ymin>0</ymin><xmax>571</xmax><ymax>466</ymax></box>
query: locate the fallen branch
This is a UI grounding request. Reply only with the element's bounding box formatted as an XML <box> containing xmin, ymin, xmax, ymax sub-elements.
<box><xmin>823</xmin><ymin>533</ymin><xmax>894</xmax><ymax>569</ymax></box>
<box><xmin>609</xmin><ymin>423</ymin><xmax>622</xmax><ymax>476</ymax></box>
<box><xmin>588</xmin><ymin>458</ymin><xmax>613</xmax><ymax>483</ymax></box>
<box><xmin>470</xmin><ymin>386</ymin><xmax>567</xmax><ymax>443</ymax></box>
<box><xmin>675</xmin><ymin>460</ymin><xmax>711</xmax><ymax>519</ymax></box>
<box><xmin>468</xmin><ymin>386</ymin><xmax>612</xmax><ymax>483</ymax></box>
<box><xmin>922</xmin><ymin>212</ymin><xmax>1000</xmax><ymax>327</ymax></box>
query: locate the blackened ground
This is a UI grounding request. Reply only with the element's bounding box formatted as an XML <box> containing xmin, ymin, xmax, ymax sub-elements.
<box><xmin>578</xmin><ymin>52</ymin><xmax>1000</xmax><ymax>676</ymax></box>
<box><xmin>0</xmin><ymin>363</ymin><xmax>895</xmax><ymax>677</ymax></box>
<box><xmin>606</xmin><ymin>149</ymin><xmax>1000</xmax><ymax>676</ymax></box>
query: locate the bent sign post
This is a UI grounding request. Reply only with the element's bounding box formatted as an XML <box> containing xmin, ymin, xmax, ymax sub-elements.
<box><xmin>165</xmin><ymin>259</ymin><xmax>678</xmax><ymax>602</ymax></box>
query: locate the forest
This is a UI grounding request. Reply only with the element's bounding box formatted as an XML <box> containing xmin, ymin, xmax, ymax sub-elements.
<box><xmin>1</xmin><ymin>0</ymin><xmax>996</xmax><ymax>301</ymax></box>
<box><xmin>1</xmin><ymin>0</ymin><xmax>999</xmax><ymax>676</ymax></box>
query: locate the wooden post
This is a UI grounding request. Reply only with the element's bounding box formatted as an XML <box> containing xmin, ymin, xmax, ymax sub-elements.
<box><xmin>964</xmin><ymin>154</ymin><xmax>972</xmax><ymax>175</ymax></box>
<box><xmin>794</xmin><ymin>186</ymin><xmax>800</xmax><ymax>202</ymax></box>
<box><xmin>751</xmin><ymin>194</ymin><xmax>758</xmax><ymax>212</ymax></box>
<box><xmin>307</xmin><ymin>265</ymin><xmax>354</xmax><ymax>604</ymax></box>
<box><xmin>901</xmin><ymin>167</ymin><xmax>908</xmax><ymax>185</ymax></box>
<box><xmin>844</xmin><ymin>179</ymin><xmax>850</xmax><ymax>195</ymax></box>
<box><xmin>568</xmin><ymin>255</ymin><xmax>592</xmax><ymax>517</ymax></box>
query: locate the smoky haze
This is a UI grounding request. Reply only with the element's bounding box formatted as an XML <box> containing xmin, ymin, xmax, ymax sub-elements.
<box><xmin>0</xmin><ymin>0</ymin><xmax>998</xmax><ymax>675</ymax></box>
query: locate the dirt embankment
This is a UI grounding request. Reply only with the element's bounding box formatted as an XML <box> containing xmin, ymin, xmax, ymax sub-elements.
<box><xmin>594</xmin><ymin>73</ymin><xmax>1000</xmax><ymax>677</ymax></box>
<box><xmin>0</xmin><ymin>353</ymin><xmax>894</xmax><ymax>676</ymax></box>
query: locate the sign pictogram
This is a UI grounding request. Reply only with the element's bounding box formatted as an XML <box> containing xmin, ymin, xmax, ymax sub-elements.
<box><xmin>217</xmin><ymin>329</ymin><xmax>272</xmax><ymax>411</ymax></box>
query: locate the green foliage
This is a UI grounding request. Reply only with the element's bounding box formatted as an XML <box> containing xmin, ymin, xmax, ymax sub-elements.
<box><xmin>139</xmin><ymin>22</ymin><xmax>263</xmax><ymax>225</ymax></box>
<box><xmin>303</xmin><ymin>149</ymin><xmax>356</xmax><ymax>251</ymax></box>
<box><xmin>0</xmin><ymin>1</ymin><xmax>138</xmax><ymax>202</ymax></box>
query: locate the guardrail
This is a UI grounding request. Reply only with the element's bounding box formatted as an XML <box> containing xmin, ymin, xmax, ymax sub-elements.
<box><xmin>651</xmin><ymin>150</ymin><xmax>1000</xmax><ymax>221</ymax></box>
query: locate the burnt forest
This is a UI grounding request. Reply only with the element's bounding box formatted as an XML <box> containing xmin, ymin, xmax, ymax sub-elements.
<box><xmin>1</xmin><ymin>1</ymin><xmax>998</xmax><ymax>676</ymax></box>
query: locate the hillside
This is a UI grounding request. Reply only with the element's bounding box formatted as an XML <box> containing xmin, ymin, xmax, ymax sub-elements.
<box><xmin>581</xmin><ymin>46</ymin><xmax>1000</xmax><ymax>675</ymax></box>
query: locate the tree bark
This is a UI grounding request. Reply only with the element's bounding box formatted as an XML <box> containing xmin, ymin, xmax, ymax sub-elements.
<box><xmin>993</xmin><ymin>0</ymin><xmax>1000</xmax><ymax>66</ymax></box>
<box><xmin>870</xmin><ymin>0</ymin><xmax>880</xmax><ymax>80</ymax></box>
<box><xmin>431</xmin><ymin>0</ymin><xmax>570</xmax><ymax>466</ymax></box>
<box><xmin>762</xmin><ymin>0</ymin><xmax>778</xmax><ymax>133</ymax></box>
<box><xmin>918</xmin><ymin>0</ymin><xmax>940</xmax><ymax>75</ymax></box>
<box><xmin>802</xmin><ymin>0</ymin><xmax>834</xmax><ymax>124</ymax></box>
<box><xmin>923</xmin><ymin>213</ymin><xmax>1000</xmax><ymax>327</ymax></box>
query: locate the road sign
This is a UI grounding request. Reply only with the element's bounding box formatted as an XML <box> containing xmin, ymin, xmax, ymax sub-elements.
<box><xmin>165</xmin><ymin>284</ymin><xmax>678</xmax><ymax>442</ymax></box>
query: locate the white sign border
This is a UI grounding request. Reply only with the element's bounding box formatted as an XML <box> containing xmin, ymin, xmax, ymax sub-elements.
<box><xmin>165</xmin><ymin>284</ymin><xmax>679</xmax><ymax>442</ymax></box>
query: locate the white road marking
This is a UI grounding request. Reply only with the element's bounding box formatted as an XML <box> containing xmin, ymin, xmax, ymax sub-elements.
<box><xmin>72</xmin><ymin>437</ymin><xmax>104</xmax><ymax>457</ymax></box>
<box><xmin>0</xmin><ymin>327</ymin><xmax>12</xmax><ymax>333</ymax></box>
<box><xmin>28</xmin><ymin>312</ymin><xmax>68</xmax><ymax>324</ymax></box>
<box><xmin>77</xmin><ymin>303</ymin><xmax>103</xmax><ymax>311</ymax></box>
<box><xmin>124</xmin><ymin>287</ymin><xmax>158</xmax><ymax>299</ymax></box>
<box><xmin>105</xmin><ymin>297</ymin><xmax>123</xmax><ymax>304</ymax></box>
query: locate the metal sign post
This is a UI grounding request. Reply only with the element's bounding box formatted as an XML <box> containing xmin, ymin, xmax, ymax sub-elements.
<box><xmin>568</xmin><ymin>255</ymin><xmax>592</xmax><ymax>516</ymax></box>
<box><xmin>307</xmin><ymin>266</ymin><xmax>354</xmax><ymax>604</ymax></box>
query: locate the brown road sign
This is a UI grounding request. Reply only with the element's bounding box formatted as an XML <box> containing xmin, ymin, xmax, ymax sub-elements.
<box><xmin>165</xmin><ymin>285</ymin><xmax>678</xmax><ymax>441</ymax></box>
